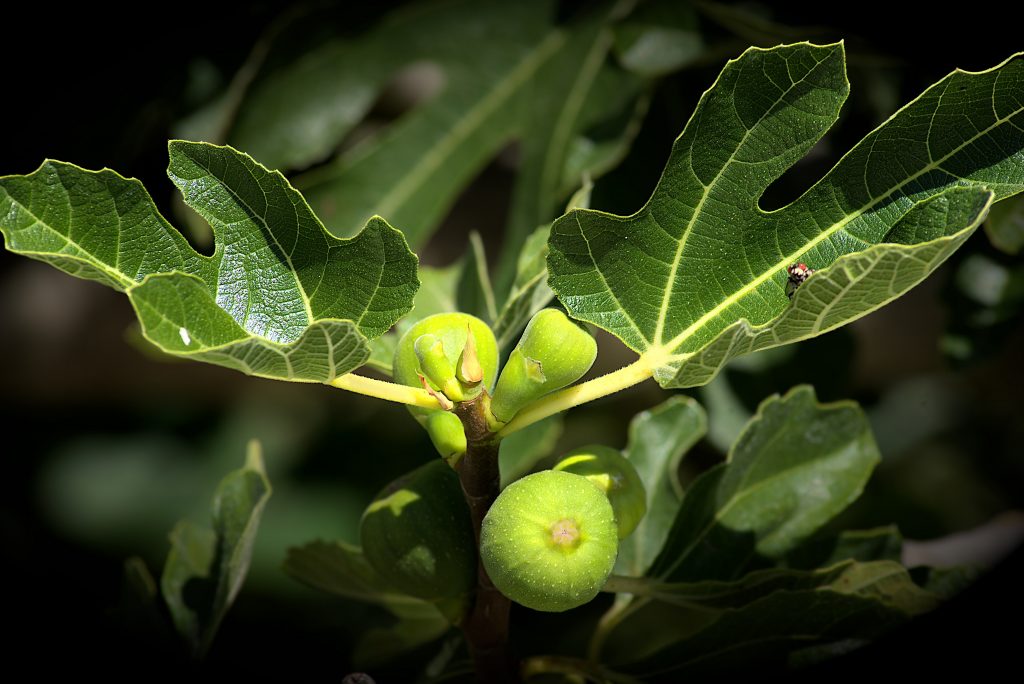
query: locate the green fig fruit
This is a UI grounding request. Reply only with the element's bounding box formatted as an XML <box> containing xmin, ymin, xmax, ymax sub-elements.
<box><xmin>393</xmin><ymin>313</ymin><xmax>500</xmax><ymax>460</ymax></box>
<box><xmin>480</xmin><ymin>470</ymin><xmax>618</xmax><ymax>612</ymax></box>
<box><xmin>489</xmin><ymin>309</ymin><xmax>597</xmax><ymax>424</ymax></box>
<box><xmin>554</xmin><ymin>445</ymin><xmax>647</xmax><ymax>539</ymax></box>
<box><xmin>360</xmin><ymin>459</ymin><xmax>476</xmax><ymax>614</ymax></box>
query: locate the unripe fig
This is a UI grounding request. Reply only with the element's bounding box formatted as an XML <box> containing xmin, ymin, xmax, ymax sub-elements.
<box><xmin>480</xmin><ymin>470</ymin><xmax>618</xmax><ymax>612</ymax></box>
<box><xmin>360</xmin><ymin>459</ymin><xmax>476</xmax><ymax>612</ymax></box>
<box><xmin>422</xmin><ymin>411</ymin><xmax>467</xmax><ymax>461</ymax></box>
<box><xmin>490</xmin><ymin>309</ymin><xmax>597</xmax><ymax>424</ymax></box>
<box><xmin>395</xmin><ymin>313</ymin><xmax>499</xmax><ymax>396</ymax></box>
<box><xmin>393</xmin><ymin>313</ymin><xmax>499</xmax><ymax>459</ymax></box>
<box><xmin>554</xmin><ymin>446</ymin><xmax>647</xmax><ymax>539</ymax></box>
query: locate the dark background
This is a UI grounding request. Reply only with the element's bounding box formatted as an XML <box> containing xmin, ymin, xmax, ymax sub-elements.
<box><xmin>2</xmin><ymin>2</ymin><xmax>1022</xmax><ymax>679</ymax></box>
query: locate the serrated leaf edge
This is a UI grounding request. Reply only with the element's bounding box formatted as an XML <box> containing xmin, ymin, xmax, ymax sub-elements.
<box><xmin>126</xmin><ymin>270</ymin><xmax>370</xmax><ymax>383</ymax></box>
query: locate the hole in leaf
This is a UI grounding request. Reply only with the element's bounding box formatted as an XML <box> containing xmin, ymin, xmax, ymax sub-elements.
<box><xmin>757</xmin><ymin>135</ymin><xmax>836</xmax><ymax>213</ymax></box>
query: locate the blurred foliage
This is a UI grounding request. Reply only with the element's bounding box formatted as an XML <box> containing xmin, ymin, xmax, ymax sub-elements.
<box><xmin>985</xmin><ymin>194</ymin><xmax>1024</xmax><ymax>255</ymax></box>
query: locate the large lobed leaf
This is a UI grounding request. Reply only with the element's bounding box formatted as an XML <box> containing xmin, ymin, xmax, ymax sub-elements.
<box><xmin>0</xmin><ymin>141</ymin><xmax>418</xmax><ymax>383</ymax></box>
<box><xmin>548</xmin><ymin>43</ymin><xmax>1024</xmax><ymax>387</ymax></box>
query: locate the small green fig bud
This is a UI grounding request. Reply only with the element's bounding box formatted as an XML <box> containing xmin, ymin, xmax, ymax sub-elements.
<box><xmin>554</xmin><ymin>446</ymin><xmax>647</xmax><ymax>539</ymax></box>
<box><xmin>424</xmin><ymin>411</ymin><xmax>467</xmax><ymax>465</ymax></box>
<box><xmin>360</xmin><ymin>460</ymin><xmax>476</xmax><ymax>613</ymax></box>
<box><xmin>394</xmin><ymin>313</ymin><xmax>500</xmax><ymax>458</ymax></box>
<box><xmin>414</xmin><ymin>334</ymin><xmax>466</xmax><ymax>401</ymax></box>
<box><xmin>480</xmin><ymin>470</ymin><xmax>618</xmax><ymax>612</ymax></box>
<box><xmin>489</xmin><ymin>309</ymin><xmax>597</xmax><ymax>423</ymax></box>
<box><xmin>395</xmin><ymin>313</ymin><xmax>498</xmax><ymax>395</ymax></box>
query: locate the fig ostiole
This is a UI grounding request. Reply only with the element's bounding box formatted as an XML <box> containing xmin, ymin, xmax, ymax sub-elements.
<box><xmin>393</xmin><ymin>313</ymin><xmax>500</xmax><ymax>460</ymax></box>
<box><xmin>480</xmin><ymin>469</ymin><xmax>618</xmax><ymax>612</ymax></box>
<box><xmin>489</xmin><ymin>309</ymin><xmax>597</xmax><ymax>424</ymax></box>
<box><xmin>360</xmin><ymin>459</ymin><xmax>476</xmax><ymax>621</ymax></box>
<box><xmin>554</xmin><ymin>445</ymin><xmax>647</xmax><ymax>539</ymax></box>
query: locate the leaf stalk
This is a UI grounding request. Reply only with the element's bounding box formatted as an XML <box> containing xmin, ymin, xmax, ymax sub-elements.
<box><xmin>495</xmin><ymin>358</ymin><xmax>653</xmax><ymax>438</ymax></box>
<box><xmin>328</xmin><ymin>372</ymin><xmax>441</xmax><ymax>409</ymax></box>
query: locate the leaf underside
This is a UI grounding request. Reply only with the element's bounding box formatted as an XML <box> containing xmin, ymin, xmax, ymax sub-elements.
<box><xmin>548</xmin><ymin>42</ymin><xmax>1024</xmax><ymax>387</ymax></box>
<box><xmin>0</xmin><ymin>141</ymin><xmax>419</xmax><ymax>383</ymax></box>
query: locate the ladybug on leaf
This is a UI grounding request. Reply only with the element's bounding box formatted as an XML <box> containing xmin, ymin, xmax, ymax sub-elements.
<box><xmin>786</xmin><ymin>263</ymin><xmax>814</xmax><ymax>299</ymax></box>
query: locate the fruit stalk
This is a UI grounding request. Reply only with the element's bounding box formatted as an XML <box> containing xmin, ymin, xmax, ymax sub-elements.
<box><xmin>453</xmin><ymin>394</ymin><xmax>516</xmax><ymax>683</ymax></box>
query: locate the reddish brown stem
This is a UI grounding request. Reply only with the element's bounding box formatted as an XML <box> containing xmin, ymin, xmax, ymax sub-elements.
<box><xmin>454</xmin><ymin>396</ymin><xmax>516</xmax><ymax>683</ymax></box>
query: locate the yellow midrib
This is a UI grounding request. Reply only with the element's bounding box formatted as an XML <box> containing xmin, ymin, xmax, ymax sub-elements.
<box><xmin>641</xmin><ymin>100</ymin><xmax>1024</xmax><ymax>365</ymax></box>
<box><xmin>651</xmin><ymin>54</ymin><xmax>819</xmax><ymax>346</ymax></box>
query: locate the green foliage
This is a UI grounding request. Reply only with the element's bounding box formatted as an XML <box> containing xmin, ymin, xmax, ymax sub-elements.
<box><xmin>191</xmin><ymin>0</ymin><xmax>645</xmax><ymax>283</ymax></box>
<box><xmin>493</xmin><ymin>224</ymin><xmax>556</xmax><ymax>349</ymax></box>
<box><xmin>650</xmin><ymin>386</ymin><xmax>879</xmax><ymax>581</ymax></box>
<box><xmin>548</xmin><ymin>43</ymin><xmax>1024</xmax><ymax>387</ymax></box>
<box><xmin>161</xmin><ymin>441</ymin><xmax>272</xmax><ymax>657</ymax></box>
<box><xmin>616</xmin><ymin>562</ymin><xmax>935</xmax><ymax>677</ymax></box>
<box><xmin>359</xmin><ymin>460</ymin><xmax>477</xmax><ymax>616</ymax></box>
<box><xmin>590</xmin><ymin>388</ymin><xmax>928</xmax><ymax>673</ymax></box>
<box><xmin>985</xmin><ymin>194</ymin><xmax>1024</xmax><ymax>254</ymax></box>
<box><xmin>2</xmin><ymin>8</ymin><xmax>1021</xmax><ymax>677</ymax></box>
<box><xmin>0</xmin><ymin>142</ymin><xmax>418</xmax><ymax>382</ymax></box>
<box><xmin>616</xmin><ymin>396</ymin><xmax>707</xmax><ymax>577</ymax></box>
<box><xmin>283</xmin><ymin>540</ymin><xmax>451</xmax><ymax>668</ymax></box>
